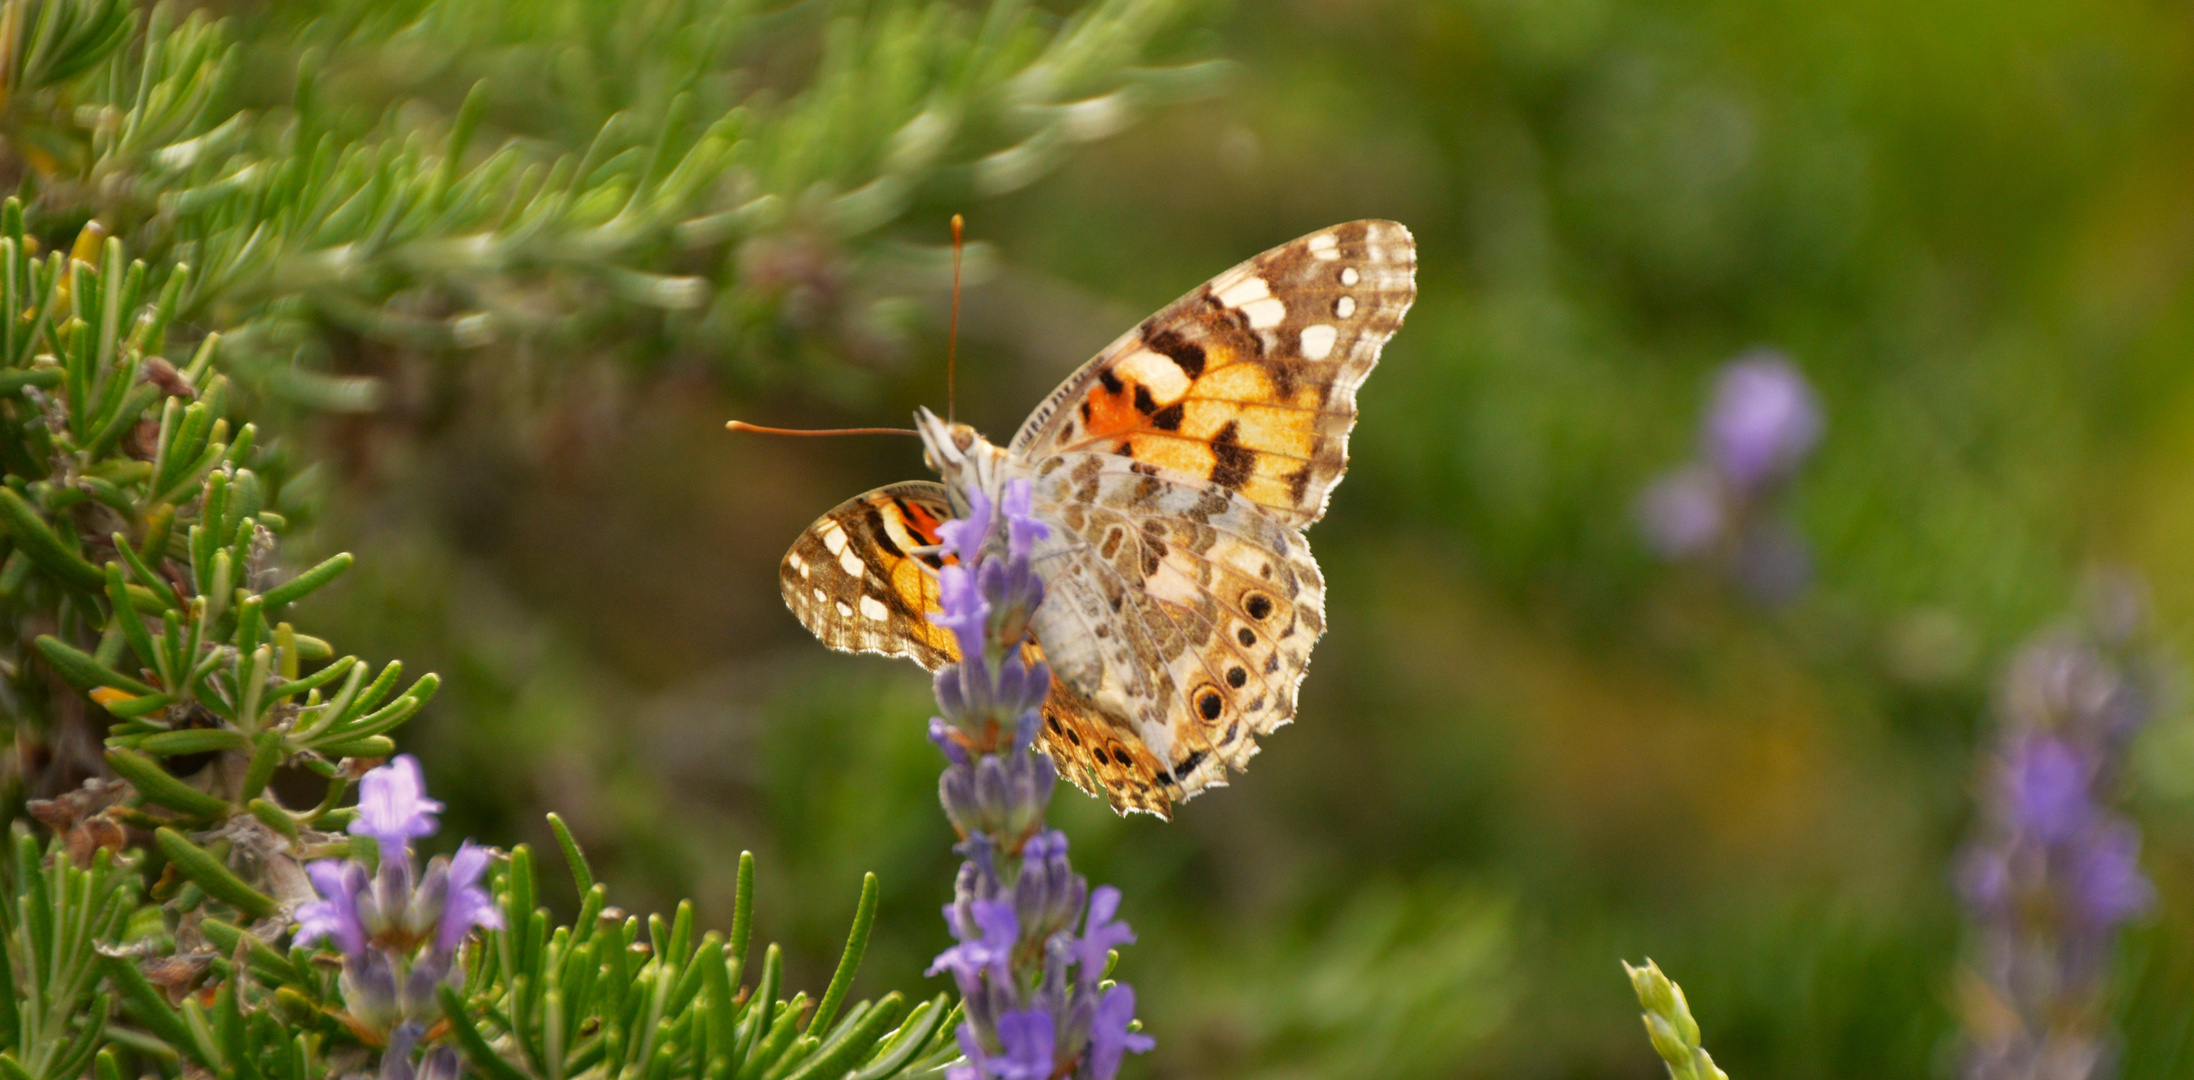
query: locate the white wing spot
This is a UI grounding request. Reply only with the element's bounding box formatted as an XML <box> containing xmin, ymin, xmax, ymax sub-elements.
<box><xmin>859</xmin><ymin>595</ymin><xmax>890</xmax><ymax>620</ymax></box>
<box><xmin>787</xmin><ymin>553</ymin><xmax>808</xmax><ymax>577</ymax></box>
<box><xmin>1333</xmin><ymin>295</ymin><xmax>1356</xmax><ymax>318</ymax></box>
<box><xmin>838</xmin><ymin>549</ymin><xmax>864</xmax><ymax>576</ymax></box>
<box><xmin>812</xmin><ymin>587</ymin><xmax>827</xmax><ymax>602</ymax></box>
<box><xmin>1215</xmin><ymin>274</ymin><xmax>1271</xmax><ymax>309</ymax></box>
<box><xmin>1307</xmin><ymin>234</ymin><xmax>1339</xmax><ymax>259</ymax></box>
<box><xmin>1339</xmin><ymin>267</ymin><xmax>1360</xmax><ymax>286</ymax></box>
<box><xmin>835</xmin><ymin>601</ymin><xmax>855</xmax><ymax>618</ymax></box>
<box><xmin>821</xmin><ymin>524</ymin><xmax>849</xmax><ymax>555</ymax></box>
<box><xmin>1117</xmin><ymin>348</ymin><xmax>1192</xmax><ymax>404</ymax></box>
<box><xmin>1241</xmin><ymin>297</ymin><xmax>1287</xmax><ymax>330</ymax></box>
<box><xmin>1299</xmin><ymin>324</ymin><xmax>1338</xmax><ymax>360</ymax></box>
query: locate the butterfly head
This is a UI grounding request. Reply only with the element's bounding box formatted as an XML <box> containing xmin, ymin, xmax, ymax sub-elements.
<box><xmin>914</xmin><ymin>405</ymin><xmax>1007</xmax><ymax>511</ymax></box>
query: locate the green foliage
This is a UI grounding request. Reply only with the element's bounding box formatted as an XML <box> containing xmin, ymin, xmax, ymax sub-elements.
<box><xmin>2</xmin><ymin>0</ymin><xmax>1222</xmax><ymax>394</ymax></box>
<box><xmin>0</xmin><ymin>827</ymin><xmax>132</xmax><ymax>1080</ymax></box>
<box><xmin>0</xmin><ymin>819</ymin><xmax>944</xmax><ymax>1080</ymax></box>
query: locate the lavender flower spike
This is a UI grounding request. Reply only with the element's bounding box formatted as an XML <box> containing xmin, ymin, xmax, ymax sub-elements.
<box><xmin>1956</xmin><ymin>602</ymin><xmax>2160</xmax><ymax>1080</ymax></box>
<box><xmin>920</xmin><ymin>472</ymin><xmax>1152</xmax><ymax>1078</ymax></box>
<box><xmin>351</xmin><ymin>754</ymin><xmax>443</xmax><ymax>855</ymax></box>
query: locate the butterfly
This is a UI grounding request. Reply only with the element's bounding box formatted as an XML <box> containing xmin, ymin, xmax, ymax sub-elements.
<box><xmin>778</xmin><ymin>221</ymin><xmax>1416</xmax><ymax>818</ymax></box>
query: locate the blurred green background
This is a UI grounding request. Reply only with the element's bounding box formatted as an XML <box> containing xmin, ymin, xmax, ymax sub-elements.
<box><xmin>270</xmin><ymin>0</ymin><xmax>2194</xmax><ymax>1076</ymax></box>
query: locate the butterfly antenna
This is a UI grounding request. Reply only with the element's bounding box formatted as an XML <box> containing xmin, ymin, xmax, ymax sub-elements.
<box><xmin>724</xmin><ymin>421</ymin><xmax>920</xmax><ymax>437</ymax></box>
<box><xmin>948</xmin><ymin>213</ymin><xmax>964</xmax><ymax>425</ymax></box>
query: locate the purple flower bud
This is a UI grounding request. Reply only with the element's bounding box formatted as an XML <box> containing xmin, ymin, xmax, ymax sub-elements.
<box><xmin>1706</xmin><ymin>352</ymin><xmax>1822</xmax><ymax>493</ymax></box>
<box><xmin>380</xmin><ymin>1022</ymin><xmax>423</xmax><ymax>1080</ymax></box>
<box><xmin>351</xmin><ymin>756</ymin><xmax>443</xmax><ymax>856</ymax></box>
<box><xmin>346</xmin><ymin>948</ymin><xmax>403</xmax><ymax>1032</ymax></box>
<box><xmin>1014</xmin><ymin>832</ymin><xmax>1086</xmax><ymax>942</ymax></box>
<box><xmin>930</xmin><ymin>718</ymin><xmax>971</xmax><ymax>766</ymax></box>
<box><xmin>415</xmin><ymin>1048</ymin><xmax>460</xmax><ymax>1080</ymax></box>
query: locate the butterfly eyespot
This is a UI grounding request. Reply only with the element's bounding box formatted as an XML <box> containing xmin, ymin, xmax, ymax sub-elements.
<box><xmin>1244</xmin><ymin>592</ymin><xmax>1274</xmax><ymax>620</ymax></box>
<box><xmin>1197</xmin><ymin>689</ymin><xmax>1225</xmax><ymax>721</ymax></box>
<box><xmin>1237</xmin><ymin>627</ymin><xmax>1256</xmax><ymax>647</ymax></box>
<box><xmin>1226</xmin><ymin>666</ymin><xmax>1247</xmax><ymax>689</ymax></box>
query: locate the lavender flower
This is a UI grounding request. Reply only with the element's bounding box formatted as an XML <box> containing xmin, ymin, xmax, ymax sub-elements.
<box><xmin>925</xmin><ymin>476</ymin><xmax>1152</xmax><ymax>1080</ymax></box>
<box><xmin>1706</xmin><ymin>352</ymin><xmax>1822</xmax><ymax>493</ymax></box>
<box><xmin>293</xmin><ymin>757</ymin><xmax>504</xmax><ymax>1069</ymax></box>
<box><xmin>1956</xmin><ymin>597</ymin><xmax>2159</xmax><ymax>1080</ymax></box>
<box><xmin>1637</xmin><ymin>350</ymin><xmax>1823</xmax><ymax>603</ymax></box>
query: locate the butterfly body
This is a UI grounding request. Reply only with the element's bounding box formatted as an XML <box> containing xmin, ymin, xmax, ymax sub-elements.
<box><xmin>781</xmin><ymin>221</ymin><xmax>1416</xmax><ymax>818</ymax></box>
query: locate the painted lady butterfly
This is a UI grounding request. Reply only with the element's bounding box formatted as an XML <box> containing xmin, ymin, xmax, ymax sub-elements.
<box><xmin>779</xmin><ymin>221</ymin><xmax>1416</xmax><ymax>817</ymax></box>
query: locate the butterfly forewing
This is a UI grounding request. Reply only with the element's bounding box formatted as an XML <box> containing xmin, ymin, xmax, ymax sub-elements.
<box><xmin>780</xmin><ymin>482</ymin><xmax>961</xmax><ymax>670</ymax></box>
<box><xmin>1011</xmin><ymin>220</ymin><xmax>1416</xmax><ymax>527</ymax></box>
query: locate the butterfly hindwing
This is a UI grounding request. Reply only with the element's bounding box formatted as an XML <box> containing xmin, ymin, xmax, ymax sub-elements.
<box><xmin>1011</xmin><ymin>220</ymin><xmax>1416</xmax><ymax>527</ymax></box>
<box><xmin>1024</xmin><ymin>450</ymin><xmax>1324</xmax><ymax>813</ymax></box>
<box><xmin>780</xmin><ymin>483</ymin><xmax>960</xmax><ymax>671</ymax></box>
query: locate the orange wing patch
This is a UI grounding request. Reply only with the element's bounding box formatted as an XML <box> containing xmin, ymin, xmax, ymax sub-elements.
<box><xmin>1013</xmin><ymin>220</ymin><xmax>1417</xmax><ymax>528</ymax></box>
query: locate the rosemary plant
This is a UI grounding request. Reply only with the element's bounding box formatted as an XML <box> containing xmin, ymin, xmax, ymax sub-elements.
<box><xmin>0</xmin><ymin>1</ymin><xmax>1221</xmax><ymax>1077</ymax></box>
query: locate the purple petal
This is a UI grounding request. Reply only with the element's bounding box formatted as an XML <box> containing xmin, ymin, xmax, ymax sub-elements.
<box><xmin>299</xmin><ymin>859</ymin><xmax>368</xmax><ymax>956</ymax></box>
<box><xmin>350</xmin><ymin>755</ymin><xmax>443</xmax><ymax>856</ymax></box>
<box><xmin>1086</xmin><ymin>984</ymin><xmax>1154</xmax><ymax>1080</ymax></box>
<box><xmin>929</xmin><ymin>898</ymin><xmax>1018</xmax><ymax>982</ymax></box>
<box><xmin>931</xmin><ymin>565</ymin><xmax>992</xmax><ymax>662</ymax></box>
<box><xmin>436</xmin><ymin>842</ymin><xmax>504</xmax><ymax>952</ymax></box>
<box><xmin>992</xmin><ymin>1008</ymin><xmax>1056</xmax><ymax>1080</ymax></box>
<box><xmin>1075</xmin><ymin>886</ymin><xmax>1135</xmax><ymax>978</ymax></box>
<box><xmin>1002</xmin><ymin>479</ymin><xmax>1049</xmax><ymax>560</ymax></box>
<box><xmin>937</xmin><ymin>489</ymin><xmax>994</xmax><ymax>567</ymax></box>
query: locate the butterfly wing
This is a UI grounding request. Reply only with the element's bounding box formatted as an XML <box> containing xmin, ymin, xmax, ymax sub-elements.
<box><xmin>780</xmin><ymin>483</ymin><xmax>962</xmax><ymax>670</ymax></box>
<box><xmin>779</xmin><ymin>481</ymin><xmax>1182</xmax><ymax>818</ymax></box>
<box><xmin>1024</xmin><ymin>452</ymin><xmax>1324</xmax><ymax>813</ymax></box>
<box><xmin>1010</xmin><ymin>220</ymin><xmax>1416</xmax><ymax>527</ymax></box>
